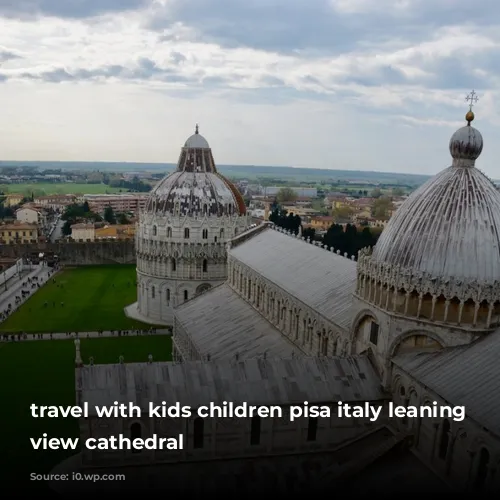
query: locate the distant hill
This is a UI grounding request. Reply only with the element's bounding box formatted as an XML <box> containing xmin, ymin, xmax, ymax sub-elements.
<box><xmin>0</xmin><ymin>160</ymin><xmax>433</xmax><ymax>186</ymax></box>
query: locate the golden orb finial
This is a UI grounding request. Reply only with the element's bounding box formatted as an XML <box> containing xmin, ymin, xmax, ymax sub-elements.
<box><xmin>466</xmin><ymin>110</ymin><xmax>475</xmax><ymax>125</ymax></box>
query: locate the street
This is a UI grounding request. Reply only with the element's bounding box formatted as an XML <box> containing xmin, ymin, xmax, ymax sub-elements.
<box><xmin>49</xmin><ymin>216</ymin><xmax>64</xmax><ymax>242</ymax></box>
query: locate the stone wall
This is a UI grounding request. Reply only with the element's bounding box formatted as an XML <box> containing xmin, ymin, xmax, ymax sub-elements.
<box><xmin>0</xmin><ymin>241</ymin><xmax>136</xmax><ymax>265</ymax></box>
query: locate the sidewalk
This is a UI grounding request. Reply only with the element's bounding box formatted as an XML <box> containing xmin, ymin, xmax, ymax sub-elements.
<box><xmin>0</xmin><ymin>265</ymin><xmax>53</xmax><ymax>316</ymax></box>
<box><xmin>0</xmin><ymin>329</ymin><xmax>171</xmax><ymax>342</ymax></box>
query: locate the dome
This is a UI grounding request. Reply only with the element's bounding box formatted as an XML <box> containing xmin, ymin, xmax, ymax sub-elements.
<box><xmin>145</xmin><ymin>125</ymin><xmax>246</xmax><ymax>216</ymax></box>
<box><xmin>185</xmin><ymin>124</ymin><xmax>210</xmax><ymax>149</ymax></box>
<box><xmin>449</xmin><ymin>112</ymin><xmax>483</xmax><ymax>166</ymax></box>
<box><xmin>372</xmin><ymin>113</ymin><xmax>500</xmax><ymax>285</ymax></box>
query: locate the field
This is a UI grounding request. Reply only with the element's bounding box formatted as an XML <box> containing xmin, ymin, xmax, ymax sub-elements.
<box><xmin>0</xmin><ymin>265</ymin><xmax>159</xmax><ymax>333</ymax></box>
<box><xmin>0</xmin><ymin>335</ymin><xmax>172</xmax><ymax>491</ymax></box>
<box><xmin>0</xmin><ymin>182</ymin><xmax>123</xmax><ymax>196</ymax></box>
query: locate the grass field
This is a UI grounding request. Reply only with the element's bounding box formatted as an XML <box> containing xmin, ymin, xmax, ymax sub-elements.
<box><xmin>0</xmin><ymin>265</ymin><xmax>160</xmax><ymax>333</ymax></box>
<box><xmin>0</xmin><ymin>336</ymin><xmax>172</xmax><ymax>490</ymax></box>
<box><xmin>0</xmin><ymin>182</ymin><xmax>124</xmax><ymax>196</ymax></box>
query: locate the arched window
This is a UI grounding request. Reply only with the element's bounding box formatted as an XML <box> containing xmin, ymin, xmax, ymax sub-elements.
<box><xmin>234</xmin><ymin>228</ymin><xmax>238</xmax><ymax>236</ymax></box>
<box><xmin>151</xmin><ymin>286</ymin><xmax>155</xmax><ymax>299</ymax></box>
<box><xmin>130</xmin><ymin>423</ymin><xmax>142</xmax><ymax>453</ymax></box>
<box><xmin>203</xmin><ymin>204</ymin><xmax>208</xmax><ymax>214</ymax></box>
<box><xmin>250</xmin><ymin>416</ymin><xmax>261</xmax><ymax>446</ymax></box>
<box><xmin>166</xmin><ymin>288</ymin><xmax>170</xmax><ymax>304</ymax></box>
<box><xmin>220</xmin><ymin>228</ymin><xmax>224</xmax><ymax>239</ymax></box>
<box><xmin>307</xmin><ymin>417</ymin><xmax>318</xmax><ymax>441</ymax></box>
<box><xmin>167</xmin><ymin>227</ymin><xmax>172</xmax><ymax>237</ymax></box>
<box><xmin>202</xmin><ymin>259</ymin><xmax>207</xmax><ymax>273</ymax></box>
<box><xmin>152</xmin><ymin>225</ymin><xmax>157</xmax><ymax>236</ymax></box>
<box><xmin>202</xmin><ymin>229</ymin><xmax>208</xmax><ymax>239</ymax></box>
<box><xmin>193</xmin><ymin>417</ymin><xmax>204</xmax><ymax>449</ymax></box>
<box><xmin>172</xmin><ymin>258</ymin><xmax>176</xmax><ymax>272</ymax></box>
<box><xmin>184</xmin><ymin>228</ymin><xmax>190</xmax><ymax>238</ymax></box>
<box><xmin>438</xmin><ymin>419</ymin><xmax>450</xmax><ymax>460</ymax></box>
<box><xmin>184</xmin><ymin>290</ymin><xmax>188</xmax><ymax>302</ymax></box>
<box><xmin>474</xmin><ymin>448</ymin><xmax>490</xmax><ymax>489</ymax></box>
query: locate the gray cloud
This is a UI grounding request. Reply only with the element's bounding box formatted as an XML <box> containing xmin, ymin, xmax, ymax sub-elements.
<box><xmin>148</xmin><ymin>0</ymin><xmax>500</xmax><ymax>55</ymax></box>
<box><xmin>0</xmin><ymin>0</ymin><xmax>147</xmax><ymax>19</ymax></box>
<box><xmin>0</xmin><ymin>50</ymin><xmax>21</xmax><ymax>63</ymax></box>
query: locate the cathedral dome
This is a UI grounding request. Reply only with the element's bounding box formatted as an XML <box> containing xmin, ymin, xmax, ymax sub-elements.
<box><xmin>449</xmin><ymin>111</ymin><xmax>483</xmax><ymax>166</ymax></box>
<box><xmin>145</xmin><ymin>125</ymin><xmax>246</xmax><ymax>216</ymax></box>
<box><xmin>371</xmin><ymin>112</ymin><xmax>500</xmax><ymax>285</ymax></box>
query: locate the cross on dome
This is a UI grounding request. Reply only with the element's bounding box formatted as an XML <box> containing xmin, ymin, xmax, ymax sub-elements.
<box><xmin>195</xmin><ymin>123</ymin><xmax>199</xmax><ymax>134</ymax></box>
<box><xmin>465</xmin><ymin>90</ymin><xmax>478</xmax><ymax>111</ymax></box>
<box><xmin>449</xmin><ymin>90</ymin><xmax>483</xmax><ymax>166</ymax></box>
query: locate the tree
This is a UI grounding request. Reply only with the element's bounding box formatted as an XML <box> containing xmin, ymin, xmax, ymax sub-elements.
<box><xmin>322</xmin><ymin>223</ymin><xmax>379</xmax><ymax>258</ymax></box>
<box><xmin>62</xmin><ymin>220</ymin><xmax>72</xmax><ymax>236</ymax></box>
<box><xmin>269</xmin><ymin>207</ymin><xmax>301</xmax><ymax>234</ymax></box>
<box><xmin>276</xmin><ymin>187</ymin><xmax>297</xmax><ymax>204</ymax></box>
<box><xmin>370</xmin><ymin>188</ymin><xmax>382</xmax><ymax>198</ymax></box>
<box><xmin>391</xmin><ymin>187</ymin><xmax>405</xmax><ymax>196</ymax></box>
<box><xmin>371</xmin><ymin>196</ymin><xmax>392</xmax><ymax>219</ymax></box>
<box><xmin>302</xmin><ymin>227</ymin><xmax>316</xmax><ymax>241</ymax></box>
<box><xmin>117</xmin><ymin>212</ymin><xmax>130</xmax><ymax>224</ymax></box>
<box><xmin>104</xmin><ymin>206</ymin><xmax>116</xmax><ymax>224</ymax></box>
<box><xmin>333</xmin><ymin>206</ymin><xmax>354</xmax><ymax>222</ymax></box>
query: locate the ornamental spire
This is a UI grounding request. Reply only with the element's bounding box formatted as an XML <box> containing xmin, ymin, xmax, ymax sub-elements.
<box><xmin>465</xmin><ymin>90</ymin><xmax>479</xmax><ymax>125</ymax></box>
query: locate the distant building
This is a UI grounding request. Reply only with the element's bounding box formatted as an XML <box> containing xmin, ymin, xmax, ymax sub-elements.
<box><xmin>34</xmin><ymin>194</ymin><xmax>76</xmax><ymax>210</ymax></box>
<box><xmin>83</xmin><ymin>194</ymin><xmax>149</xmax><ymax>215</ymax></box>
<box><xmin>310</xmin><ymin>215</ymin><xmax>335</xmax><ymax>231</ymax></box>
<box><xmin>0</xmin><ymin>222</ymin><xmax>38</xmax><ymax>243</ymax></box>
<box><xmin>15</xmin><ymin>206</ymin><xmax>49</xmax><ymax>227</ymax></box>
<box><xmin>70</xmin><ymin>223</ymin><xmax>95</xmax><ymax>241</ymax></box>
<box><xmin>3</xmin><ymin>194</ymin><xmax>24</xmax><ymax>207</ymax></box>
<box><xmin>95</xmin><ymin>224</ymin><xmax>135</xmax><ymax>240</ymax></box>
<box><xmin>263</xmin><ymin>187</ymin><xmax>318</xmax><ymax>198</ymax></box>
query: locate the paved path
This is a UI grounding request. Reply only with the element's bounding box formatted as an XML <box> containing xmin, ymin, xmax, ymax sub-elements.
<box><xmin>1</xmin><ymin>329</ymin><xmax>171</xmax><ymax>342</ymax></box>
<box><xmin>0</xmin><ymin>265</ymin><xmax>53</xmax><ymax>316</ymax></box>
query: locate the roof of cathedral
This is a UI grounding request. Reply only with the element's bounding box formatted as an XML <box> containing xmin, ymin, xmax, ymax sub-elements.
<box><xmin>229</xmin><ymin>226</ymin><xmax>357</xmax><ymax>331</ymax></box>
<box><xmin>174</xmin><ymin>283</ymin><xmax>297</xmax><ymax>359</ymax></box>
<box><xmin>79</xmin><ymin>356</ymin><xmax>386</xmax><ymax>412</ymax></box>
<box><xmin>371</xmin><ymin>110</ymin><xmax>500</xmax><ymax>285</ymax></box>
<box><xmin>144</xmin><ymin>126</ymin><xmax>246</xmax><ymax>216</ymax></box>
<box><xmin>393</xmin><ymin>328</ymin><xmax>500</xmax><ymax>437</ymax></box>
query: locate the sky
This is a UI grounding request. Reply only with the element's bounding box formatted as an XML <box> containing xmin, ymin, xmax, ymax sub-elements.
<box><xmin>0</xmin><ymin>0</ymin><xmax>499</xmax><ymax>176</ymax></box>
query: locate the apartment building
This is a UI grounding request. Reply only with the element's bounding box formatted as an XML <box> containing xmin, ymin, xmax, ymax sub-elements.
<box><xmin>83</xmin><ymin>194</ymin><xmax>148</xmax><ymax>214</ymax></box>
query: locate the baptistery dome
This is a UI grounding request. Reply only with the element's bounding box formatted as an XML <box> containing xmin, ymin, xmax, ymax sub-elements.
<box><xmin>128</xmin><ymin>125</ymin><xmax>250</xmax><ymax>326</ymax></box>
<box><xmin>145</xmin><ymin>124</ymin><xmax>246</xmax><ymax>216</ymax></box>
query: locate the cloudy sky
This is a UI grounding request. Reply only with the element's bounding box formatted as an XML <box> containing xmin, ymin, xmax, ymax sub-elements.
<box><xmin>0</xmin><ymin>0</ymin><xmax>499</xmax><ymax>175</ymax></box>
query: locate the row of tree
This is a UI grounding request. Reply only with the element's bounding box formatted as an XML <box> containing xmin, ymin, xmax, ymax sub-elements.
<box><xmin>269</xmin><ymin>206</ymin><xmax>380</xmax><ymax>258</ymax></box>
<box><xmin>60</xmin><ymin>203</ymin><xmax>130</xmax><ymax>236</ymax></box>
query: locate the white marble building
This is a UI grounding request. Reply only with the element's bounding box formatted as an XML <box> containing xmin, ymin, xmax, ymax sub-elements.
<box><xmin>69</xmin><ymin>109</ymin><xmax>499</xmax><ymax>494</ymax></box>
<box><xmin>170</xmin><ymin>109</ymin><xmax>500</xmax><ymax>491</ymax></box>
<box><xmin>126</xmin><ymin>125</ymin><xmax>250</xmax><ymax>324</ymax></box>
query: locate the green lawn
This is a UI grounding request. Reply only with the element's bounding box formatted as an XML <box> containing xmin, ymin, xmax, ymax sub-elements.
<box><xmin>0</xmin><ymin>265</ymin><xmax>161</xmax><ymax>333</ymax></box>
<box><xmin>0</xmin><ymin>182</ymin><xmax>124</xmax><ymax>196</ymax></box>
<box><xmin>0</xmin><ymin>336</ymin><xmax>172</xmax><ymax>491</ymax></box>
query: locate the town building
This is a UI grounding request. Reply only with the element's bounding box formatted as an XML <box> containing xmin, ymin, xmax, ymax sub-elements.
<box><xmin>83</xmin><ymin>194</ymin><xmax>149</xmax><ymax>215</ymax></box>
<box><xmin>34</xmin><ymin>194</ymin><xmax>76</xmax><ymax>210</ymax></box>
<box><xmin>70</xmin><ymin>223</ymin><xmax>95</xmax><ymax>241</ymax></box>
<box><xmin>3</xmin><ymin>193</ymin><xmax>24</xmax><ymax>207</ymax></box>
<box><xmin>95</xmin><ymin>224</ymin><xmax>135</xmax><ymax>240</ymax></box>
<box><xmin>0</xmin><ymin>222</ymin><xmax>38</xmax><ymax>243</ymax></box>
<box><xmin>15</xmin><ymin>206</ymin><xmax>47</xmax><ymax>228</ymax></box>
